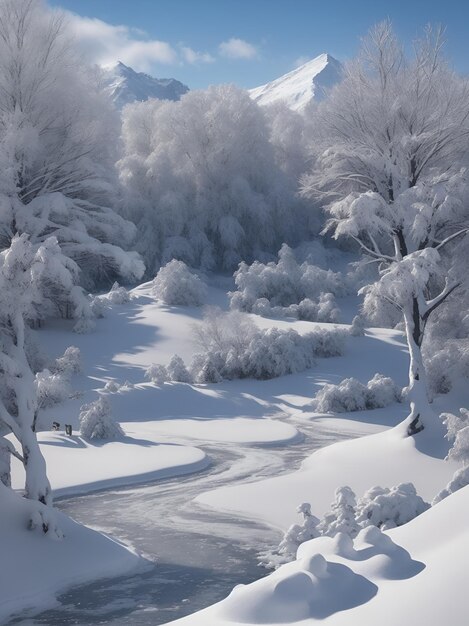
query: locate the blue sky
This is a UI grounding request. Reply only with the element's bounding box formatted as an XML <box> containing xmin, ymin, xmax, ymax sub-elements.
<box><xmin>50</xmin><ymin>0</ymin><xmax>469</xmax><ymax>89</ymax></box>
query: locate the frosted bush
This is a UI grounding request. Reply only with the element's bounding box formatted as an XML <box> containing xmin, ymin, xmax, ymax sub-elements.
<box><xmin>317</xmin><ymin>486</ymin><xmax>360</xmax><ymax>538</ymax></box>
<box><xmin>260</xmin><ymin>503</ymin><xmax>320</xmax><ymax>569</ymax></box>
<box><xmin>189</xmin><ymin>309</ymin><xmax>347</xmax><ymax>382</ymax></box>
<box><xmin>53</xmin><ymin>346</ymin><xmax>82</xmax><ymax>376</ymax></box>
<box><xmin>268</xmin><ymin>481</ymin><xmax>429</xmax><ymax>566</ymax></box>
<box><xmin>425</xmin><ymin>340</ymin><xmax>469</xmax><ymax>395</ymax></box>
<box><xmin>145</xmin><ymin>363</ymin><xmax>169</xmax><ymax>385</ymax></box>
<box><xmin>148</xmin><ymin>309</ymin><xmax>347</xmax><ymax>384</ymax></box>
<box><xmin>103</xmin><ymin>380</ymin><xmax>121</xmax><ymax>393</ymax></box>
<box><xmin>105</xmin><ymin>282</ymin><xmax>131</xmax><ymax>305</ymax></box>
<box><xmin>90</xmin><ymin>294</ymin><xmax>109</xmax><ymax>319</ymax></box>
<box><xmin>350</xmin><ymin>315</ymin><xmax>366</xmax><ymax>337</ymax></box>
<box><xmin>73</xmin><ymin>316</ymin><xmax>96</xmax><ymax>334</ymax></box>
<box><xmin>250</xmin><ymin>294</ymin><xmax>340</xmax><ymax>323</ymax></box>
<box><xmin>229</xmin><ymin>244</ymin><xmax>344</xmax><ymax>321</ymax></box>
<box><xmin>433</xmin><ymin>466</ymin><xmax>469</xmax><ymax>504</ymax></box>
<box><xmin>442</xmin><ymin>408</ymin><xmax>469</xmax><ymax>465</ymax></box>
<box><xmin>355</xmin><ymin>483</ymin><xmax>430</xmax><ymax>530</ymax></box>
<box><xmin>167</xmin><ymin>355</ymin><xmax>193</xmax><ymax>383</ymax></box>
<box><xmin>35</xmin><ymin>369</ymin><xmax>71</xmax><ymax>409</ymax></box>
<box><xmin>79</xmin><ymin>397</ymin><xmax>123</xmax><ymax>440</ymax></box>
<box><xmin>152</xmin><ymin>260</ymin><xmax>207</xmax><ymax>306</ymax></box>
<box><xmin>312</xmin><ymin>373</ymin><xmax>401</xmax><ymax>413</ymax></box>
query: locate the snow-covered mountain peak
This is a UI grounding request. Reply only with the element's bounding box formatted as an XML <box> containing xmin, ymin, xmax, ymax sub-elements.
<box><xmin>249</xmin><ymin>53</ymin><xmax>342</xmax><ymax>112</ymax></box>
<box><xmin>100</xmin><ymin>61</ymin><xmax>189</xmax><ymax>110</ymax></box>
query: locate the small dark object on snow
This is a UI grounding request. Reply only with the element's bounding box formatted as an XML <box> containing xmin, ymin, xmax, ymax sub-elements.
<box><xmin>65</xmin><ymin>424</ymin><xmax>73</xmax><ymax>436</ymax></box>
<box><xmin>52</xmin><ymin>421</ymin><xmax>60</xmax><ymax>431</ymax></box>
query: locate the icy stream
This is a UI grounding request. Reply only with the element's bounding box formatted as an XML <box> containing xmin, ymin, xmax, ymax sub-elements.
<box><xmin>9</xmin><ymin>421</ymin><xmax>356</xmax><ymax>625</ymax></box>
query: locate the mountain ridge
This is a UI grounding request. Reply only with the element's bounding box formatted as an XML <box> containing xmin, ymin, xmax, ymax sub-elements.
<box><xmin>249</xmin><ymin>53</ymin><xmax>342</xmax><ymax>111</ymax></box>
<box><xmin>100</xmin><ymin>61</ymin><xmax>189</xmax><ymax>109</ymax></box>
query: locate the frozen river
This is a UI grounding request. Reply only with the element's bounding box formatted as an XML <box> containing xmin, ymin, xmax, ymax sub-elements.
<box><xmin>9</xmin><ymin>420</ymin><xmax>354</xmax><ymax>625</ymax></box>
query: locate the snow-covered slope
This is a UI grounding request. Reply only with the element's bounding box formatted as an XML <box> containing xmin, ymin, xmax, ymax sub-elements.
<box><xmin>249</xmin><ymin>53</ymin><xmax>342</xmax><ymax>111</ymax></box>
<box><xmin>101</xmin><ymin>61</ymin><xmax>189</xmax><ymax>109</ymax></box>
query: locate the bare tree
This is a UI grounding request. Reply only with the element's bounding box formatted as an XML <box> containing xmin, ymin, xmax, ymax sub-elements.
<box><xmin>302</xmin><ymin>22</ymin><xmax>469</xmax><ymax>435</ymax></box>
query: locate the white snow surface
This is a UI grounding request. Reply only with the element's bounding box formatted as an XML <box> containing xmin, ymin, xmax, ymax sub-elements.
<box><xmin>249</xmin><ymin>53</ymin><xmax>342</xmax><ymax>111</ymax></box>
<box><xmin>0</xmin><ymin>483</ymin><xmax>141</xmax><ymax>623</ymax></box>
<box><xmin>3</xmin><ymin>278</ymin><xmax>468</xmax><ymax>625</ymax></box>
<box><xmin>169</xmin><ymin>486</ymin><xmax>469</xmax><ymax>626</ymax></box>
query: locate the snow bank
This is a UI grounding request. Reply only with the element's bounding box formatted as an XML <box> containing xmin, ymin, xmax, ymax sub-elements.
<box><xmin>10</xmin><ymin>430</ymin><xmax>209</xmax><ymax>498</ymax></box>
<box><xmin>197</xmin><ymin>422</ymin><xmax>458</xmax><ymax>530</ymax></box>
<box><xmin>168</xmin><ymin>487</ymin><xmax>469</xmax><ymax>626</ymax></box>
<box><xmin>0</xmin><ymin>484</ymin><xmax>141</xmax><ymax>623</ymax></box>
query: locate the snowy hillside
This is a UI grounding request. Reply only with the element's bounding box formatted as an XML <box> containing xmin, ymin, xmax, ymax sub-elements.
<box><xmin>100</xmin><ymin>61</ymin><xmax>189</xmax><ymax>109</ymax></box>
<box><xmin>249</xmin><ymin>53</ymin><xmax>342</xmax><ymax>111</ymax></box>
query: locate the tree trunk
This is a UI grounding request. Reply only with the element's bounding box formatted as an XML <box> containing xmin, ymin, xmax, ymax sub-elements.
<box><xmin>402</xmin><ymin>304</ymin><xmax>432</xmax><ymax>436</ymax></box>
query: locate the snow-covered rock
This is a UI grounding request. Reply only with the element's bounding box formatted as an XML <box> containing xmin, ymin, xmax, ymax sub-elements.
<box><xmin>100</xmin><ymin>61</ymin><xmax>189</xmax><ymax>109</ymax></box>
<box><xmin>249</xmin><ymin>53</ymin><xmax>342</xmax><ymax>112</ymax></box>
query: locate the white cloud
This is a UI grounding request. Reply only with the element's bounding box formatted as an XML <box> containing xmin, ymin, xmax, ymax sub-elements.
<box><xmin>180</xmin><ymin>46</ymin><xmax>215</xmax><ymax>64</ymax></box>
<box><xmin>219</xmin><ymin>38</ymin><xmax>258</xmax><ymax>60</ymax></box>
<box><xmin>66</xmin><ymin>13</ymin><xmax>178</xmax><ymax>71</ymax></box>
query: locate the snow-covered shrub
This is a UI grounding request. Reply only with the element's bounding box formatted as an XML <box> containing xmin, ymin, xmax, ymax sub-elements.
<box><xmin>355</xmin><ymin>483</ymin><xmax>430</xmax><ymax>530</ymax></box>
<box><xmin>103</xmin><ymin>380</ymin><xmax>121</xmax><ymax>393</ymax></box>
<box><xmin>317</xmin><ymin>486</ymin><xmax>360</xmax><ymax>538</ymax></box>
<box><xmin>268</xmin><ymin>481</ymin><xmax>429</xmax><ymax>567</ymax></box>
<box><xmin>312</xmin><ymin>373</ymin><xmax>401</xmax><ymax>413</ymax></box>
<box><xmin>35</xmin><ymin>369</ymin><xmax>71</xmax><ymax>409</ymax></box>
<box><xmin>350</xmin><ymin>315</ymin><xmax>366</xmax><ymax>337</ymax></box>
<box><xmin>442</xmin><ymin>408</ymin><xmax>469</xmax><ymax>465</ymax></box>
<box><xmin>190</xmin><ymin>309</ymin><xmax>347</xmax><ymax>382</ymax></box>
<box><xmin>432</xmin><ymin>466</ymin><xmax>469</xmax><ymax>504</ymax></box>
<box><xmin>230</xmin><ymin>244</ymin><xmax>345</xmax><ymax>321</ymax></box>
<box><xmin>147</xmin><ymin>309</ymin><xmax>347</xmax><ymax>385</ymax></box>
<box><xmin>104</xmin><ymin>282</ymin><xmax>131</xmax><ymax>305</ymax></box>
<box><xmin>152</xmin><ymin>260</ymin><xmax>207</xmax><ymax>306</ymax></box>
<box><xmin>79</xmin><ymin>397</ymin><xmax>123</xmax><ymax>440</ymax></box>
<box><xmin>424</xmin><ymin>340</ymin><xmax>469</xmax><ymax>395</ymax></box>
<box><xmin>73</xmin><ymin>315</ymin><xmax>96</xmax><ymax>334</ymax></box>
<box><xmin>90</xmin><ymin>294</ymin><xmax>109</xmax><ymax>319</ymax></box>
<box><xmin>145</xmin><ymin>364</ymin><xmax>169</xmax><ymax>385</ymax></box>
<box><xmin>35</xmin><ymin>347</ymin><xmax>81</xmax><ymax>409</ymax></box>
<box><xmin>167</xmin><ymin>355</ymin><xmax>193</xmax><ymax>383</ymax></box>
<box><xmin>53</xmin><ymin>347</ymin><xmax>82</xmax><ymax>377</ymax></box>
<box><xmin>260</xmin><ymin>503</ymin><xmax>320</xmax><ymax>569</ymax></box>
<box><xmin>251</xmin><ymin>294</ymin><xmax>340</xmax><ymax>323</ymax></box>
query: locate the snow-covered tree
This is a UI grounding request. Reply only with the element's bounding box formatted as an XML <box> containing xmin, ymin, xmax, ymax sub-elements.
<box><xmin>79</xmin><ymin>397</ymin><xmax>123</xmax><ymax>440</ymax></box>
<box><xmin>118</xmin><ymin>85</ymin><xmax>308</xmax><ymax>274</ymax></box>
<box><xmin>263</xmin><ymin>502</ymin><xmax>320</xmax><ymax>568</ymax></box>
<box><xmin>0</xmin><ymin>0</ymin><xmax>144</xmax><ymax>290</ymax></box>
<box><xmin>167</xmin><ymin>355</ymin><xmax>192</xmax><ymax>383</ymax></box>
<box><xmin>317</xmin><ymin>486</ymin><xmax>360</xmax><ymax>538</ymax></box>
<box><xmin>0</xmin><ymin>235</ymin><xmax>62</xmax><ymax>535</ymax></box>
<box><xmin>442</xmin><ymin>408</ymin><xmax>469</xmax><ymax>465</ymax></box>
<box><xmin>432</xmin><ymin>465</ymin><xmax>469</xmax><ymax>504</ymax></box>
<box><xmin>302</xmin><ymin>22</ymin><xmax>469</xmax><ymax>434</ymax></box>
<box><xmin>144</xmin><ymin>363</ymin><xmax>169</xmax><ymax>385</ymax></box>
